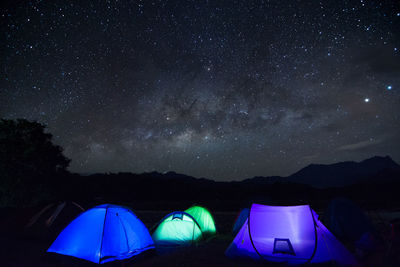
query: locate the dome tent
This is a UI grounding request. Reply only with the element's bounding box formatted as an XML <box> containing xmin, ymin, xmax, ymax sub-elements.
<box><xmin>26</xmin><ymin>201</ymin><xmax>85</xmax><ymax>228</ymax></box>
<box><xmin>25</xmin><ymin>201</ymin><xmax>84</xmax><ymax>237</ymax></box>
<box><xmin>226</xmin><ymin>203</ymin><xmax>357</xmax><ymax>266</ymax></box>
<box><xmin>184</xmin><ymin>205</ymin><xmax>216</xmax><ymax>236</ymax></box>
<box><xmin>324</xmin><ymin>198</ymin><xmax>377</xmax><ymax>253</ymax></box>
<box><xmin>47</xmin><ymin>204</ymin><xmax>154</xmax><ymax>264</ymax></box>
<box><xmin>324</xmin><ymin>197</ymin><xmax>373</xmax><ymax>242</ymax></box>
<box><xmin>152</xmin><ymin>211</ymin><xmax>203</xmax><ymax>247</ymax></box>
<box><xmin>0</xmin><ymin>201</ymin><xmax>84</xmax><ymax>239</ymax></box>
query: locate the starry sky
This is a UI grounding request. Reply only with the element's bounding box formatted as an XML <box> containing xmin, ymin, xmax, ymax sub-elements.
<box><xmin>1</xmin><ymin>0</ymin><xmax>400</xmax><ymax>181</ymax></box>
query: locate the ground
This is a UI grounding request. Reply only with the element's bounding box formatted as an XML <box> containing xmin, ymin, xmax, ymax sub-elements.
<box><xmin>0</xmin><ymin>209</ymin><xmax>399</xmax><ymax>266</ymax></box>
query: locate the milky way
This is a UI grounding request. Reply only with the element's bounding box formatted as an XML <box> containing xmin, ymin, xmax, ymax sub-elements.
<box><xmin>1</xmin><ymin>1</ymin><xmax>400</xmax><ymax>180</ymax></box>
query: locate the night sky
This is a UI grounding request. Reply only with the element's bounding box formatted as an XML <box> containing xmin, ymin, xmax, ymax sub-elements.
<box><xmin>1</xmin><ymin>1</ymin><xmax>400</xmax><ymax>180</ymax></box>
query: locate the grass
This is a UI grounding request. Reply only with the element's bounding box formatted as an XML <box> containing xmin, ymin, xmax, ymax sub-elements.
<box><xmin>0</xmin><ymin>208</ymin><xmax>399</xmax><ymax>266</ymax></box>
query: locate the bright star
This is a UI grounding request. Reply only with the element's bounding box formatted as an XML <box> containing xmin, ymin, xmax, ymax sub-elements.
<box><xmin>387</xmin><ymin>85</ymin><xmax>392</xmax><ymax>90</ymax></box>
<box><xmin>364</xmin><ymin>98</ymin><xmax>370</xmax><ymax>103</ymax></box>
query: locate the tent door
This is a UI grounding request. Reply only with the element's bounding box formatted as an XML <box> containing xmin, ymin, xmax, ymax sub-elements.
<box><xmin>273</xmin><ymin>238</ymin><xmax>295</xmax><ymax>256</ymax></box>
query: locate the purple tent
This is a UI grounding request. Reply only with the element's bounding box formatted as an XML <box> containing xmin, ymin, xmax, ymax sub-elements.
<box><xmin>226</xmin><ymin>204</ymin><xmax>357</xmax><ymax>266</ymax></box>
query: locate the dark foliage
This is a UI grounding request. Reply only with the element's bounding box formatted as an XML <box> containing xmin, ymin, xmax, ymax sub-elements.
<box><xmin>0</xmin><ymin>119</ymin><xmax>70</xmax><ymax>206</ymax></box>
<box><xmin>1</xmin><ymin>119</ymin><xmax>399</xmax><ymax>213</ymax></box>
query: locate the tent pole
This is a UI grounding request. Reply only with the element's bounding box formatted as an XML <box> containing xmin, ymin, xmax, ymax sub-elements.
<box><xmin>306</xmin><ymin>207</ymin><xmax>318</xmax><ymax>264</ymax></box>
<box><xmin>247</xmin><ymin>204</ymin><xmax>263</xmax><ymax>260</ymax></box>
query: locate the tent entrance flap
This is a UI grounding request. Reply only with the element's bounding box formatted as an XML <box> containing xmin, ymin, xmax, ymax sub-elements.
<box><xmin>273</xmin><ymin>238</ymin><xmax>295</xmax><ymax>256</ymax></box>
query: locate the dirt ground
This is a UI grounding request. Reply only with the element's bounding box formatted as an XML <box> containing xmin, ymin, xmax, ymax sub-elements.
<box><xmin>0</xmin><ymin>209</ymin><xmax>399</xmax><ymax>266</ymax></box>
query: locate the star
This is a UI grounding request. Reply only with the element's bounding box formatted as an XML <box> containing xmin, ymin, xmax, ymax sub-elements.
<box><xmin>1</xmin><ymin>0</ymin><xmax>399</xmax><ymax>180</ymax></box>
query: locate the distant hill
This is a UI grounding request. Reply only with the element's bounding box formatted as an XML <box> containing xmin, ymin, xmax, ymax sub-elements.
<box><xmin>79</xmin><ymin>156</ymin><xmax>400</xmax><ymax>188</ymax></box>
<box><xmin>245</xmin><ymin>156</ymin><xmax>400</xmax><ymax>188</ymax></box>
<box><xmin>60</xmin><ymin>156</ymin><xmax>400</xmax><ymax>210</ymax></box>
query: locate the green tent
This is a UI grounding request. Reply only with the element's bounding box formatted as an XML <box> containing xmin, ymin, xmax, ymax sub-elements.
<box><xmin>184</xmin><ymin>206</ymin><xmax>216</xmax><ymax>236</ymax></box>
<box><xmin>152</xmin><ymin>211</ymin><xmax>202</xmax><ymax>247</ymax></box>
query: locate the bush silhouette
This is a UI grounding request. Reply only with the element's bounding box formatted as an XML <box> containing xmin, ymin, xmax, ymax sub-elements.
<box><xmin>0</xmin><ymin>119</ymin><xmax>70</xmax><ymax>206</ymax></box>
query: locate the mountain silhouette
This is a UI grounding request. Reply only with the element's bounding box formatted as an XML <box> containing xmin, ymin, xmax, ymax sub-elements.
<box><xmin>245</xmin><ymin>155</ymin><xmax>400</xmax><ymax>188</ymax></box>
<box><xmin>58</xmin><ymin>155</ymin><xmax>400</xmax><ymax>210</ymax></box>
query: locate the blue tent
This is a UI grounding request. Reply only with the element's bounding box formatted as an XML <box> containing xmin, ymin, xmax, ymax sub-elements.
<box><xmin>47</xmin><ymin>204</ymin><xmax>154</xmax><ymax>264</ymax></box>
<box><xmin>232</xmin><ymin>208</ymin><xmax>249</xmax><ymax>235</ymax></box>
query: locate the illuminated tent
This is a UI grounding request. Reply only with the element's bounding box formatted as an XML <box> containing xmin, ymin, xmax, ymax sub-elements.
<box><xmin>152</xmin><ymin>211</ymin><xmax>203</xmax><ymax>247</ymax></box>
<box><xmin>232</xmin><ymin>208</ymin><xmax>250</xmax><ymax>235</ymax></box>
<box><xmin>47</xmin><ymin>204</ymin><xmax>154</xmax><ymax>264</ymax></box>
<box><xmin>226</xmin><ymin>204</ymin><xmax>357</xmax><ymax>266</ymax></box>
<box><xmin>184</xmin><ymin>206</ymin><xmax>216</xmax><ymax>236</ymax></box>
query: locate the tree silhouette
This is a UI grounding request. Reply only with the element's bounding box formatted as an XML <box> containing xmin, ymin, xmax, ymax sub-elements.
<box><xmin>0</xmin><ymin>119</ymin><xmax>70</xmax><ymax>206</ymax></box>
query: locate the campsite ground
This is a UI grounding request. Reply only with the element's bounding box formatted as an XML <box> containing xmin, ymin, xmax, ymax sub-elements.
<box><xmin>0</xmin><ymin>209</ymin><xmax>399</xmax><ymax>266</ymax></box>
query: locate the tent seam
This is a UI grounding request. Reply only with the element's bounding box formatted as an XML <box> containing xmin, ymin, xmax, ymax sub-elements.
<box><xmin>99</xmin><ymin>206</ymin><xmax>108</xmax><ymax>264</ymax></box>
<box><xmin>117</xmin><ymin>213</ymin><xmax>131</xmax><ymax>253</ymax></box>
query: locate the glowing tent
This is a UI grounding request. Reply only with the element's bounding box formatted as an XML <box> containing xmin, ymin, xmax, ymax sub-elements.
<box><xmin>226</xmin><ymin>204</ymin><xmax>357</xmax><ymax>266</ymax></box>
<box><xmin>152</xmin><ymin>211</ymin><xmax>202</xmax><ymax>247</ymax></box>
<box><xmin>184</xmin><ymin>206</ymin><xmax>216</xmax><ymax>236</ymax></box>
<box><xmin>47</xmin><ymin>204</ymin><xmax>154</xmax><ymax>264</ymax></box>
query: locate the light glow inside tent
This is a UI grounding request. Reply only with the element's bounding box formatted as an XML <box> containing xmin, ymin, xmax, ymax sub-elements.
<box><xmin>184</xmin><ymin>206</ymin><xmax>216</xmax><ymax>235</ymax></box>
<box><xmin>152</xmin><ymin>211</ymin><xmax>202</xmax><ymax>247</ymax></box>
<box><xmin>47</xmin><ymin>204</ymin><xmax>154</xmax><ymax>264</ymax></box>
<box><xmin>226</xmin><ymin>203</ymin><xmax>357</xmax><ymax>265</ymax></box>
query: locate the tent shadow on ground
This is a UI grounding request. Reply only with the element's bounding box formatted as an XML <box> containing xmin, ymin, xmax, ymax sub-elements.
<box><xmin>44</xmin><ymin>248</ymin><xmax>157</xmax><ymax>266</ymax></box>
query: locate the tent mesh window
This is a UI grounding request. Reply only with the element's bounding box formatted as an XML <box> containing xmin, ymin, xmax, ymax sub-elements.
<box><xmin>273</xmin><ymin>238</ymin><xmax>295</xmax><ymax>256</ymax></box>
<box><xmin>172</xmin><ymin>213</ymin><xmax>183</xmax><ymax>220</ymax></box>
